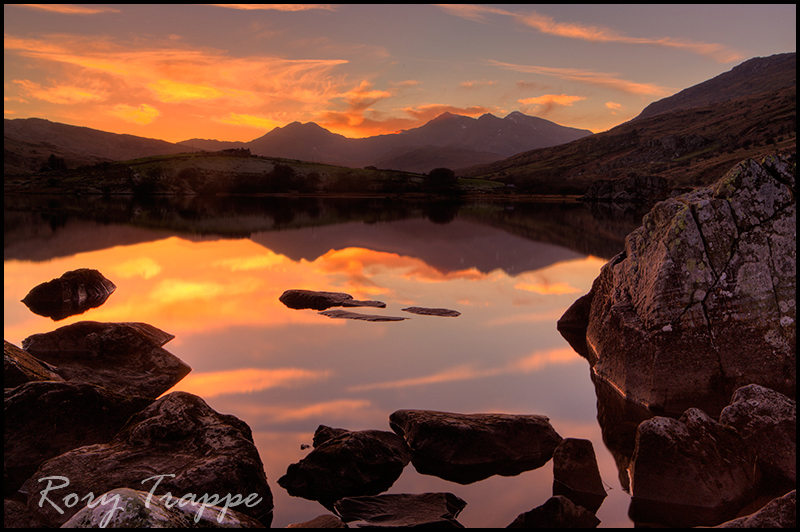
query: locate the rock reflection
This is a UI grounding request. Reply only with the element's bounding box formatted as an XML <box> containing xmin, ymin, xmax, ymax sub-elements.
<box><xmin>22</xmin><ymin>268</ymin><xmax>116</xmax><ymax>320</ymax></box>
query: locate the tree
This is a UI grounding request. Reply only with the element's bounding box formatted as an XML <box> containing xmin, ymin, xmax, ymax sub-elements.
<box><xmin>424</xmin><ymin>167</ymin><xmax>459</xmax><ymax>194</ymax></box>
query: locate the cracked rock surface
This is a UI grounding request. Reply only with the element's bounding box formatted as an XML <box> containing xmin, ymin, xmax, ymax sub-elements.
<box><xmin>559</xmin><ymin>155</ymin><xmax>796</xmax><ymax>416</ymax></box>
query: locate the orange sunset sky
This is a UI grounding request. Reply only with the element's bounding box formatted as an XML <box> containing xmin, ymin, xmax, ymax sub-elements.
<box><xmin>4</xmin><ymin>4</ymin><xmax>796</xmax><ymax>143</ymax></box>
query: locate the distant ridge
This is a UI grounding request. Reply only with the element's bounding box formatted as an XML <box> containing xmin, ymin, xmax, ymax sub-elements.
<box><xmin>635</xmin><ymin>52</ymin><xmax>796</xmax><ymax>120</ymax></box>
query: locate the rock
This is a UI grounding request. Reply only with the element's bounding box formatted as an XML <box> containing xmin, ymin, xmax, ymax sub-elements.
<box><xmin>278</xmin><ymin>428</ymin><xmax>411</xmax><ymax>509</ymax></box>
<box><xmin>715</xmin><ymin>489</ymin><xmax>796</xmax><ymax>528</ymax></box>
<box><xmin>389</xmin><ymin>410</ymin><xmax>562</xmax><ymax>484</ymax></box>
<box><xmin>552</xmin><ymin>438</ymin><xmax>607</xmax><ymax>513</ymax></box>
<box><xmin>506</xmin><ymin>495</ymin><xmax>601</xmax><ymax>528</ymax></box>
<box><xmin>4</xmin><ymin>340</ymin><xmax>63</xmax><ymax>387</ymax></box>
<box><xmin>4</xmin><ymin>381</ymin><xmax>151</xmax><ymax>495</ymax></box>
<box><xmin>719</xmin><ymin>384</ymin><xmax>796</xmax><ymax>485</ymax></box>
<box><xmin>311</xmin><ymin>425</ymin><xmax>350</xmax><ymax>447</ymax></box>
<box><xmin>286</xmin><ymin>514</ymin><xmax>347</xmax><ymax>528</ymax></box>
<box><xmin>628</xmin><ymin>408</ymin><xmax>756</xmax><ymax>527</ymax></box>
<box><xmin>22</xmin><ymin>321</ymin><xmax>191</xmax><ymax>399</ymax></box>
<box><xmin>279</xmin><ymin>289</ymin><xmax>385</xmax><ymax>310</ymax></box>
<box><xmin>559</xmin><ymin>155</ymin><xmax>796</xmax><ymax>416</ymax></box>
<box><xmin>21</xmin><ymin>268</ymin><xmax>116</xmax><ymax>320</ymax></box>
<box><xmin>22</xmin><ymin>391</ymin><xmax>273</xmax><ymax>527</ymax></box>
<box><xmin>60</xmin><ymin>487</ymin><xmax>265</xmax><ymax>528</ymax></box>
<box><xmin>334</xmin><ymin>492</ymin><xmax>467</xmax><ymax>528</ymax></box>
<box><xmin>318</xmin><ymin>309</ymin><xmax>407</xmax><ymax>321</ymax></box>
<box><xmin>401</xmin><ymin>306</ymin><xmax>461</xmax><ymax>317</ymax></box>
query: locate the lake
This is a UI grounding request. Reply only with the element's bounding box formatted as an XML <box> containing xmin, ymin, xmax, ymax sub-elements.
<box><xmin>4</xmin><ymin>195</ymin><xmax>646</xmax><ymax>527</ymax></box>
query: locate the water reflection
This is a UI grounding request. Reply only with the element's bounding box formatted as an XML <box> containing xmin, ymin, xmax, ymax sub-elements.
<box><xmin>4</xmin><ymin>195</ymin><xmax>644</xmax><ymax>527</ymax></box>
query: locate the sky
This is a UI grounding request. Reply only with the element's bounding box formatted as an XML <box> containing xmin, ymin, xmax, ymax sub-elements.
<box><xmin>3</xmin><ymin>4</ymin><xmax>796</xmax><ymax>143</ymax></box>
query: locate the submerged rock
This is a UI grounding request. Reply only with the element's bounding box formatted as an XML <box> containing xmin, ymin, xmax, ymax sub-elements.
<box><xmin>61</xmin><ymin>487</ymin><xmax>265</xmax><ymax>528</ymax></box>
<box><xmin>558</xmin><ymin>155</ymin><xmax>796</xmax><ymax>416</ymax></box>
<box><xmin>318</xmin><ymin>309</ymin><xmax>407</xmax><ymax>321</ymax></box>
<box><xmin>22</xmin><ymin>391</ymin><xmax>273</xmax><ymax>527</ymax></box>
<box><xmin>628</xmin><ymin>407</ymin><xmax>756</xmax><ymax>527</ymax></box>
<box><xmin>21</xmin><ymin>321</ymin><xmax>190</xmax><ymax>398</ymax></box>
<box><xmin>334</xmin><ymin>492</ymin><xmax>467</xmax><ymax>528</ymax></box>
<box><xmin>22</xmin><ymin>268</ymin><xmax>116</xmax><ymax>321</ymax></box>
<box><xmin>402</xmin><ymin>306</ymin><xmax>461</xmax><ymax>317</ymax></box>
<box><xmin>279</xmin><ymin>289</ymin><xmax>385</xmax><ymax>310</ymax></box>
<box><xmin>507</xmin><ymin>495</ymin><xmax>601</xmax><ymax>528</ymax></box>
<box><xmin>278</xmin><ymin>427</ymin><xmax>411</xmax><ymax>509</ymax></box>
<box><xmin>552</xmin><ymin>438</ymin><xmax>607</xmax><ymax>513</ymax></box>
<box><xmin>389</xmin><ymin>410</ymin><xmax>562</xmax><ymax>484</ymax></box>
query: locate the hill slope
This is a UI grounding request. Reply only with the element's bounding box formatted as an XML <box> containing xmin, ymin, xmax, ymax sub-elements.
<box><xmin>460</xmin><ymin>53</ymin><xmax>796</xmax><ymax>194</ymax></box>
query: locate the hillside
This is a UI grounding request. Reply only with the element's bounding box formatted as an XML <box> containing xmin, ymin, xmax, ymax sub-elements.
<box><xmin>460</xmin><ymin>54</ymin><xmax>796</xmax><ymax>194</ymax></box>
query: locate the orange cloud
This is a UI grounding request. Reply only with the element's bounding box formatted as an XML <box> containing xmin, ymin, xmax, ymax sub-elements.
<box><xmin>208</xmin><ymin>4</ymin><xmax>336</xmax><ymax>12</ymax></box>
<box><xmin>106</xmin><ymin>103</ymin><xmax>160</xmax><ymax>124</ymax></box>
<box><xmin>438</xmin><ymin>4</ymin><xmax>743</xmax><ymax>63</ymax></box>
<box><xmin>489</xmin><ymin>60</ymin><xmax>672</xmax><ymax>96</ymax></box>
<box><xmin>13</xmin><ymin>79</ymin><xmax>109</xmax><ymax>104</ymax></box>
<box><xmin>176</xmin><ymin>367</ymin><xmax>332</xmax><ymax>398</ymax></box>
<box><xmin>518</xmin><ymin>94</ymin><xmax>587</xmax><ymax>116</ymax></box>
<box><xmin>14</xmin><ymin>4</ymin><xmax>120</xmax><ymax>14</ymax></box>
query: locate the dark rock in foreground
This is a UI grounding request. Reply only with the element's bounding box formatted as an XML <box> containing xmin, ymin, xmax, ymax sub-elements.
<box><xmin>22</xmin><ymin>321</ymin><xmax>190</xmax><ymax>398</ymax></box>
<box><xmin>402</xmin><ymin>306</ymin><xmax>461</xmax><ymax>317</ymax></box>
<box><xmin>278</xmin><ymin>427</ymin><xmax>411</xmax><ymax>509</ymax></box>
<box><xmin>334</xmin><ymin>492</ymin><xmax>467</xmax><ymax>528</ymax></box>
<box><xmin>22</xmin><ymin>391</ymin><xmax>273</xmax><ymax>527</ymax></box>
<box><xmin>559</xmin><ymin>155</ymin><xmax>796</xmax><ymax>416</ymax></box>
<box><xmin>4</xmin><ymin>339</ymin><xmax>63</xmax><ymax>387</ymax></box>
<box><xmin>22</xmin><ymin>268</ymin><xmax>116</xmax><ymax>321</ymax></box>
<box><xmin>286</xmin><ymin>514</ymin><xmax>347</xmax><ymax>528</ymax></box>
<box><xmin>628</xmin><ymin>407</ymin><xmax>756</xmax><ymax>527</ymax></box>
<box><xmin>4</xmin><ymin>380</ymin><xmax>151</xmax><ymax>496</ymax></box>
<box><xmin>507</xmin><ymin>495</ymin><xmax>601</xmax><ymax>528</ymax></box>
<box><xmin>715</xmin><ymin>490</ymin><xmax>796</xmax><ymax>528</ymax></box>
<box><xmin>61</xmin><ymin>487</ymin><xmax>266</xmax><ymax>528</ymax></box>
<box><xmin>389</xmin><ymin>410</ymin><xmax>562</xmax><ymax>484</ymax></box>
<box><xmin>552</xmin><ymin>438</ymin><xmax>607</xmax><ymax>513</ymax></box>
<box><xmin>719</xmin><ymin>384</ymin><xmax>796</xmax><ymax>485</ymax></box>
<box><xmin>279</xmin><ymin>289</ymin><xmax>385</xmax><ymax>310</ymax></box>
<box><xmin>318</xmin><ymin>309</ymin><xmax>408</xmax><ymax>321</ymax></box>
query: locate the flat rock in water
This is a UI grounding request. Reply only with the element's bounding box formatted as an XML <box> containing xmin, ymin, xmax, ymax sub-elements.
<box><xmin>318</xmin><ymin>309</ymin><xmax>407</xmax><ymax>322</ymax></box>
<box><xmin>507</xmin><ymin>496</ymin><xmax>601</xmax><ymax>528</ymax></box>
<box><xmin>279</xmin><ymin>289</ymin><xmax>385</xmax><ymax>310</ymax></box>
<box><xmin>22</xmin><ymin>268</ymin><xmax>116</xmax><ymax>321</ymax></box>
<box><xmin>21</xmin><ymin>321</ymin><xmax>190</xmax><ymax>399</ymax></box>
<box><xmin>334</xmin><ymin>492</ymin><xmax>467</xmax><ymax>528</ymax></box>
<box><xmin>389</xmin><ymin>410</ymin><xmax>562</xmax><ymax>484</ymax></box>
<box><xmin>402</xmin><ymin>306</ymin><xmax>461</xmax><ymax>317</ymax></box>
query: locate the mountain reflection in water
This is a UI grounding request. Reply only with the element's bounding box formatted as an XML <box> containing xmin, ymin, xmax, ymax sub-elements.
<box><xmin>4</xmin><ymin>196</ymin><xmax>643</xmax><ymax>527</ymax></box>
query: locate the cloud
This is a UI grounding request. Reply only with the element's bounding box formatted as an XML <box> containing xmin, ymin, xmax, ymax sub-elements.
<box><xmin>13</xmin><ymin>79</ymin><xmax>109</xmax><ymax>104</ymax></box>
<box><xmin>518</xmin><ymin>94</ymin><xmax>587</xmax><ymax>115</ymax></box>
<box><xmin>489</xmin><ymin>60</ymin><xmax>672</xmax><ymax>96</ymax></box>
<box><xmin>459</xmin><ymin>80</ymin><xmax>497</xmax><ymax>90</ymax></box>
<box><xmin>605</xmin><ymin>101</ymin><xmax>622</xmax><ymax>110</ymax></box>
<box><xmin>438</xmin><ymin>4</ymin><xmax>743</xmax><ymax>63</ymax></box>
<box><xmin>106</xmin><ymin>103</ymin><xmax>160</xmax><ymax>124</ymax></box>
<box><xmin>176</xmin><ymin>367</ymin><xmax>332</xmax><ymax>398</ymax></box>
<box><xmin>13</xmin><ymin>4</ymin><xmax>120</xmax><ymax>14</ymax></box>
<box><xmin>208</xmin><ymin>4</ymin><xmax>336</xmax><ymax>12</ymax></box>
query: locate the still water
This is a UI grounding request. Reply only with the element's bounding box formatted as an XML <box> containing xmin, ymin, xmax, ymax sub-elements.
<box><xmin>4</xmin><ymin>196</ymin><xmax>642</xmax><ymax>527</ymax></box>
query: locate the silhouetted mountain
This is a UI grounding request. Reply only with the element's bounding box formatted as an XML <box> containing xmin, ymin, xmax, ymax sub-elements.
<box><xmin>460</xmin><ymin>53</ymin><xmax>796</xmax><ymax>194</ymax></box>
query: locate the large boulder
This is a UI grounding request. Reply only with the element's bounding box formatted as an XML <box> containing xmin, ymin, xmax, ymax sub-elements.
<box><xmin>22</xmin><ymin>321</ymin><xmax>191</xmax><ymax>399</ymax></box>
<box><xmin>61</xmin><ymin>487</ymin><xmax>265</xmax><ymax>528</ymax></box>
<box><xmin>4</xmin><ymin>340</ymin><xmax>63</xmax><ymax>387</ymax></box>
<box><xmin>389</xmin><ymin>410</ymin><xmax>562</xmax><ymax>484</ymax></box>
<box><xmin>719</xmin><ymin>384</ymin><xmax>796</xmax><ymax>485</ymax></box>
<box><xmin>4</xmin><ymin>381</ymin><xmax>151</xmax><ymax>495</ymax></box>
<box><xmin>334</xmin><ymin>492</ymin><xmax>467</xmax><ymax>528</ymax></box>
<box><xmin>21</xmin><ymin>391</ymin><xmax>273</xmax><ymax>527</ymax></box>
<box><xmin>22</xmin><ymin>268</ymin><xmax>116</xmax><ymax>320</ymax></box>
<box><xmin>715</xmin><ymin>489</ymin><xmax>796</xmax><ymax>528</ymax></box>
<box><xmin>628</xmin><ymin>408</ymin><xmax>756</xmax><ymax>527</ymax></box>
<box><xmin>278</xmin><ymin>426</ymin><xmax>411</xmax><ymax>509</ymax></box>
<box><xmin>559</xmin><ymin>155</ymin><xmax>796</xmax><ymax>416</ymax></box>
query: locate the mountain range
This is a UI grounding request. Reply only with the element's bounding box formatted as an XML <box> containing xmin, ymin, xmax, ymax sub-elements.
<box><xmin>4</xmin><ymin>110</ymin><xmax>591</xmax><ymax>176</ymax></box>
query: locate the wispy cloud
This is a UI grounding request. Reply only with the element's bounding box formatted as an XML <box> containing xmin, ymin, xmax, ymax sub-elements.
<box><xmin>438</xmin><ymin>4</ymin><xmax>743</xmax><ymax>63</ymax></box>
<box><xmin>489</xmin><ymin>60</ymin><xmax>672</xmax><ymax>96</ymax></box>
<box><xmin>14</xmin><ymin>4</ymin><xmax>120</xmax><ymax>15</ymax></box>
<box><xmin>518</xmin><ymin>94</ymin><xmax>587</xmax><ymax>116</ymax></box>
<box><xmin>13</xmin><ymin>79</ymin><xmax>109</xmax><ymax>104</ymax></box>
<box><xmin>209</xmin><ymin>4</ymin><xmax>336</xmax><ymax>12</ymax></box>
<box><xmin>177</xmin><ymin>367</ymin><xmax>332</xmax><ymax>398</ymax></box>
